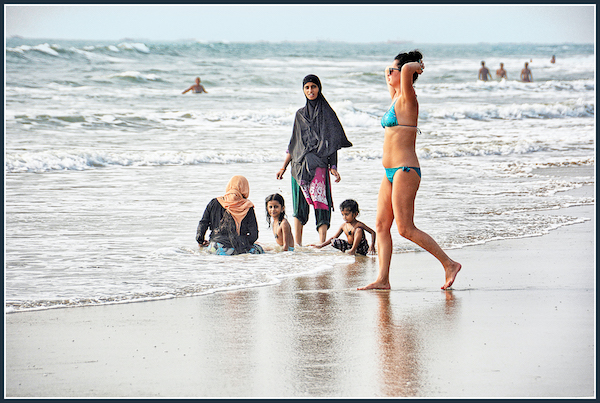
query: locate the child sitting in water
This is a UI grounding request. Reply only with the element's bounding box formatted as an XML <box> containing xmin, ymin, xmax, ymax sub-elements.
<box><xmin>265</xmin><ymin>194</ymin><xmax>295</xmax><ymax>251</ymax></box>
<box><xmin>310</xmin><ymin>199</ymin><xmax>376</xmax><ymax>255</ymax></box>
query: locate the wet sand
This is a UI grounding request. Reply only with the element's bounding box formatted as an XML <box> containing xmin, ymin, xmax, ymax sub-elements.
<box><xmin>5</xmin><ymin>203</ymin><xmax>595</xmax><ymax>398</ymax></box>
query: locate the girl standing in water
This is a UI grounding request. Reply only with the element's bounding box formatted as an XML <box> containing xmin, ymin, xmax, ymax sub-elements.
<box><xmin>358</xmin><ymin>51</ymin><xmax>461</xmax><ymax>291</ymax></box>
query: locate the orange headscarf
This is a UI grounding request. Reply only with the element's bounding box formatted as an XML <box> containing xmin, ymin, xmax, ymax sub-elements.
<box><xmin>217</xmin><ymin>175</ymin><xmax>254</xmax><ymax>234</ymax></box>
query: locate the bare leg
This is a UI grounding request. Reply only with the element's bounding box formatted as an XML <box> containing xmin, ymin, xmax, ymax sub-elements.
<box><xmin>358</xmin><ymin>177</ymin><xmax>394</xmax><ymax>290</ymax></box>
<box><xmin>391</xmin><ymin>171</ymin><xmax>461</xmax><ymax>290</ymax></box>
<box><xmin>294</xmin><ymin>217</ymin><xmax>304</xmax><ymax>247</ymax></box>
<box><xmin>348</xmin><ymin>227</ymin><xmax>364</xmax><ymax>255</ymax></box>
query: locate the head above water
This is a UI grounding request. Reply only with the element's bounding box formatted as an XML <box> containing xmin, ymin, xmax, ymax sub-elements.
<box><xmin>303</xmin><ymin>74</ymin><xmax>321</xmax><ymax>92</ymax></box>
<box><xmin>394</xmin><ymin>50</ymin><xmax>423</xmax><ymax>84</ymax></box>
<box><xmin>340</xmin><ymin>199</ymin><xmax>360</xmax><ymax>215</ymax></box>
<box><xmin>265</xmin><ymin>193</ymin><xmax>286</xmax><ymax>226</ymax></box>
<box><xmin>224</xmin><ymin>175</ymin><xmax>249</xmax><ymax>199</ymax></box>
<box><xmin>302</xmin><ymin>74</ymin><xmax>322</xmax><ymax>101</ymax></box>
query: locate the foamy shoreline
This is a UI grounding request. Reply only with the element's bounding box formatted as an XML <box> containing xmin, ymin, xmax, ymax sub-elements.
<box><xmin>5</xmin><ymin>193</ymin><xmax>594</xmax><ymax>397</ymax></box>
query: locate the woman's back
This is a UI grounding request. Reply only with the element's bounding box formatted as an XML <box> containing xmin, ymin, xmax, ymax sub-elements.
<box><xmin>200</xmin><ymin>198</ymin><xmax>258</xmax><ymax>252</ymax></box>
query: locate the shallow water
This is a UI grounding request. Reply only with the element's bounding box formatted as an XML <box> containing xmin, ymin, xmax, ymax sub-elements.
<box><xmin>5</xmin><ymin>40</ymin><xmax>595</xmax><ymax>312</ymax></box>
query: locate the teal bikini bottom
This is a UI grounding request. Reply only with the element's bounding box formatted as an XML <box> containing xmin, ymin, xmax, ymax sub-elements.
<box><xmin>385</xmin><ymin>166</ymin><xmax>421</xmax><ymax>183</ymax></box>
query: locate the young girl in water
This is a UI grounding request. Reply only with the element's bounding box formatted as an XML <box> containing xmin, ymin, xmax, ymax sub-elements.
<box><xmin>265</xmin><ymin>194</ymin><xmax>295</xmax><ymax>251</ymax></box>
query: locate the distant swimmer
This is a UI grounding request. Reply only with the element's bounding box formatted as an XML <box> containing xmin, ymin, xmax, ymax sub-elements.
<box><xmin>478</xmin><ymin>61</ymin><xmax>492</xmax><ymax>81</ymax></box>
<box><xmin>496</xmin><ymin>62</ymin><xmax>508</xmax><ymax>80</ymax></box>
<box><xmin>550</xmin><ymin>55</ymin><xmax>556</xmax><ymax>64</ymax></box>
<box><xmin>520</xmin><ymin>62</ymin><xmax>533</xmax><ymax>82</ymax></box>
<box><xmin>182</xmin><ymin>77</ymin><xmax>207</xmax><ymax>94</ymax></box>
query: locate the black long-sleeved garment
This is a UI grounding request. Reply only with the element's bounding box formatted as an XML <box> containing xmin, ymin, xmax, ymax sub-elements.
<box><xmin>196</xmin><ymin>198</ymin><xmax>259</xmax><ymax>253</ymax></box>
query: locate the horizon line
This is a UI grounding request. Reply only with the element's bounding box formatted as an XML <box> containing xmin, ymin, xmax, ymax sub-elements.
<box><xmin>6</xmin><ymin>36</ymin><xmax>594</xmax><ymax>46</ymax></box>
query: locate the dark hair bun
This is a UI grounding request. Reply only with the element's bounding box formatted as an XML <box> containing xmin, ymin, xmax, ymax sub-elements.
<box><xmin>395</xmin><ymin>49</ymin><xmax>423</xmax><ymax>83</ymax></box>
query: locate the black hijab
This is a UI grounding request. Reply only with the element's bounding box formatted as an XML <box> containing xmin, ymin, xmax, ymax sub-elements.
<box><xmin>288</xmin><ymin>74</ymin><xmax>352</xmax><ymax>184</ymax></box>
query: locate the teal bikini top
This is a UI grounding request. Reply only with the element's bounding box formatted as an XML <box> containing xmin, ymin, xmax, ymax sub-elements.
<box><xmin>381</xmin><ymin>100</ymin><xmax>399</xmax><ymax>128</ymax></box>
<box><xmin>381</xmin><ymin>99</ymin><xmax>418</xmax><ymax>130</ymax></box>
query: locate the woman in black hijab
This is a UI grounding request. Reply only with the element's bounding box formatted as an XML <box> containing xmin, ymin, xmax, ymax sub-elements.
<box><xmin>276</xmin><ymin>74</ymin><xmax>352</xmax><ymax>246</ymax></box>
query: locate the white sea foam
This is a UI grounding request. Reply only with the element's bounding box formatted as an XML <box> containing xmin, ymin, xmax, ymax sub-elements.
<box><xmin>10</xmin><ymin>97</ymin><xmax>588</xmax><ymax>135</ymax></box>
<box><xmin>6</xmin><ymin>143</ymin><xmax>593</xmax><ymax>173</ymax></box>
<box><xmin>116</xmin><ymin>42</ymin><xmax>150</xmax><ymax>53</ymax></box>
<box><xmin>69</xmin><ymin>47</ymin><xmax>126</xmax><ymax>63</ymax></box>
<box><xmin>5</xmin><ymin>150</ymin><xmax>283</xmax><ymax>173</ymax></box>
<box><xmin>423</xmin><ymin>100</ymin><xmax>594</xmax><ymax>121</ymax></box>
<box><xmin>108</xmin><ymin>71</ymin><xmax>163</xmax><ymax>81</ymax></box>
<box><xmin>8</xmin><ymin>43</ymin><xmax>60</xmax><ymax>56</ymax></box>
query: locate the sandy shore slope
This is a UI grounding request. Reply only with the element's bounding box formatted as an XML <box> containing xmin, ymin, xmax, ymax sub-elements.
<box><xmin>5</xmin><ymin>203</ymin><xmax>595</xmax><ymax>398</ymax></box>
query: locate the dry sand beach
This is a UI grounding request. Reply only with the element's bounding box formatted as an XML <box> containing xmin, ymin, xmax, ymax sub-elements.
<box><xmin>5</xmin><ymin>200</ymin><xmax>595</xmax><ymax>398</ymax></box>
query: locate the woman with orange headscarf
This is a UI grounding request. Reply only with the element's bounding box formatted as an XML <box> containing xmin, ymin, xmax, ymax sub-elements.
<box><xmin>196</xmin><ymin>175</ymin><xmax>264</xmax><ymax>255</ymax></box>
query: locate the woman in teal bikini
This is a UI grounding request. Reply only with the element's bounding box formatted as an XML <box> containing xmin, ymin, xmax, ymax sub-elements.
<box><xmin>358</xmin><ymin>50</ymin><xmax>461</xmax><ymax>291</ymax></box>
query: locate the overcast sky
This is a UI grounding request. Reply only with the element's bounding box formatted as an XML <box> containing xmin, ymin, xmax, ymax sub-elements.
<box><xmin>5</xmin><ymin>4</ymin><xmax>595</xmax><ymax>44</ymax></box>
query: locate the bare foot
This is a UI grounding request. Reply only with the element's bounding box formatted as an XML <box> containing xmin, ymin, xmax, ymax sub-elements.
<box><xmin>357</xmin><ymin>281</ymin><xmax>391</xmax><ymax>290</ymax></box>
<box><xmin>441</xmin><ymin>262</ymin><xmax>462</xmax><ymax>290</ymax></box>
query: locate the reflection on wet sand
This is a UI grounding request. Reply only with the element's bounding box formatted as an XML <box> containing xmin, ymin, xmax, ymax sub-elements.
<box><xmin>375</xmin><ymin>291</ymin><xmax>421</xmax><ymax>396</ymax></box>
<box><xmin>375</xmin><ymin>290</ymin><xmax>459</xmax><ymax>397</ymax></box>
<box><xmin>288</xmin><ymin>273</ymin><xmax>341</xmax><ymax>396</ymax></box>
<box><xmin>280</xmin><ymin>257</ymin><xmax>462</xmax><ymax>397</ymax></box>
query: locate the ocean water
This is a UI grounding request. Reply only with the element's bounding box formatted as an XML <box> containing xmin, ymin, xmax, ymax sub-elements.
<box><xmin>5</xmin><ymin>39</ymin><xmax>595</xmax><ymax>312</ymax></box>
